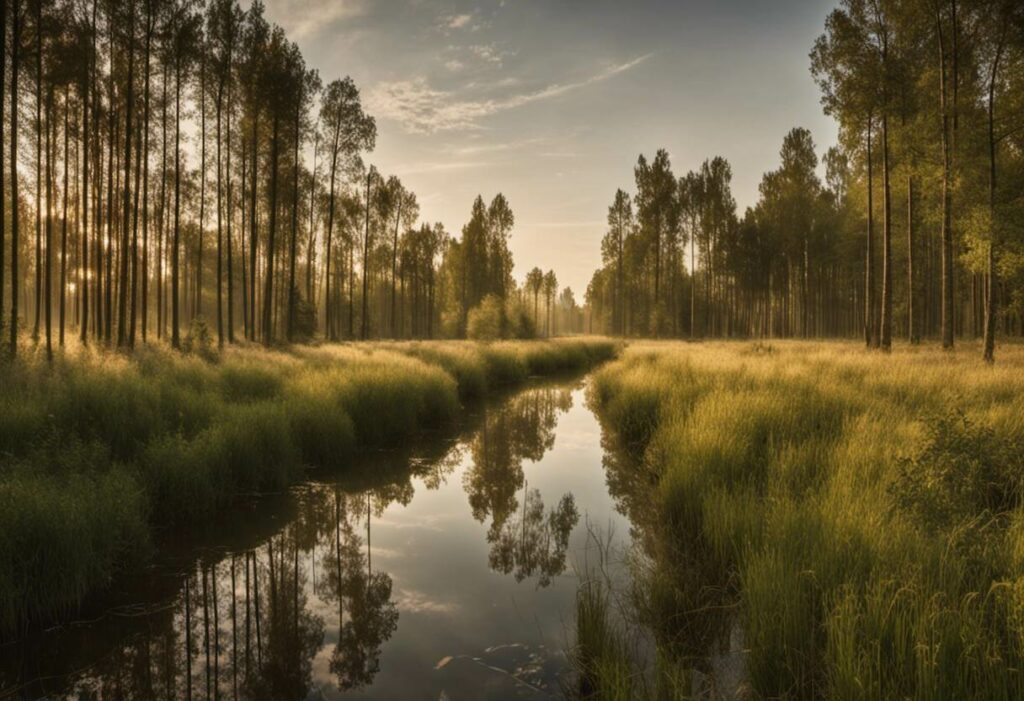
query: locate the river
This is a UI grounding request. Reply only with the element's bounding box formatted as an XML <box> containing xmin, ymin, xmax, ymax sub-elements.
<box><xmin>1</xmin><ymin>375</ymin><xmax>635</xmax><ymax>700</ymax></box>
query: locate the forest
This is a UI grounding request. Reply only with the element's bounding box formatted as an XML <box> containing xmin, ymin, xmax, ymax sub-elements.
<box><xmin>585</xmin><ymin>0</ymin><xmax>1023</xmax><ymax>362</ymax></box>
<box><xmin>0</xmin><ymin>0</ymin><xmax>584</xmax><ymax>358</ymax></box>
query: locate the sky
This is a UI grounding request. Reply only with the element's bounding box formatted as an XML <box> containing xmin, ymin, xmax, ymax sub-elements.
<box><xmin>263</xmin><ymin>0</ymin><xmax>841</xmax><ymax>298</ymax></box>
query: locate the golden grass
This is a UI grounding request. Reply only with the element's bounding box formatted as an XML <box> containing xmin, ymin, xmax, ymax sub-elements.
<box><xmin>589</xmin><ymin>339</ymin><xmax>1024</xmax><ymax>700</ymax></box>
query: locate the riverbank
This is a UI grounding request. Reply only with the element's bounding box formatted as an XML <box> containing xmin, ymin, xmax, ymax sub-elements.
<box><xmin>0</xmin><ymin>338</ymin><xmax>618</xmax><ymax>634</ymax></box>
<box><xmin>583</xmin><ymin>340</ymin><xmax>1024</xmax><ymax>699</ymax></box>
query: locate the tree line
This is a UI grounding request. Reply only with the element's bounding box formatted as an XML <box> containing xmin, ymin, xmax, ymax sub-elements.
<box><xmin>586</xmin><ymin>0</ymin><xmax>1024</xmax><ymax>361</ymax></box>
<box><xmin>0</xmin><ymin>0</ymin><xmax>583</xmax><ymax>360</ymax></box>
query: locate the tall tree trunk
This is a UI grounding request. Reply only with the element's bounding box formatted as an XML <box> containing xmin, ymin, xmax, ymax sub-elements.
<box><xmin>33</xmin><ymin>0</ymin><xmax>41</xmax><ymax>342</ymax></box>
<box><xmin>60</xmin><ymin>87</ymin><xmax>69</xmax><ymax>346</ymax></box>
<box><xmin>323</xmin><ymin>124</ymin><xmax>339</xmax><ymax>340</ymax></box>
<box><xmin>226</xmin><ymin>74</ymin><xmax>234</xmax><ymax>344</ymax></box>
<box><xmin>390</xmin><ymin>199</ymin><xmax>401</xmax><ymax>338</ymax></box>
<box><xmin>104</xmin><ymin>56</ymin><xmax>114</xmax><ymax>344</ymax></box>
<box><xmin>118</xmin><ymin>4</ymin><xmax>135</xmax><ymax>347</ymax></box>
<box><xmin>248</xmin><ymin>111</ymin><xmax>258</xmax><ymax>341</ymax></box>
<box><xmin>360</xmin><ymin>170</ymin><xmax>371</xmax><ymax>340</ymax></box>
<box><xmin>936</xmin><ymin>1</ymin><xmax>954</xmax><ymax>348</ymax></box>
<box><xmin>197</xmin><ymin>48</ymin><xmax>206</xmax><ymax>320</ymax></box>
<box><xmin>306</xmin><ymin>130</ymin><xmax>317</xmax><ymax>304</ymax></box>
<box><xmin>982</xmin><ymin>22</ymin><xmax>1005</xmax><ymax>363</ymax></box>
<box><xmin>262</xmin><ymin>113</ymin><xmax>280</xmax><ymax>346</ymax></box>
<box><xmin>216</xmin><ymin>79</ymin><xmax>224</xmax><ymax>346</ymax></box>
<box><xmin>139</xmin><ymin>5</ymin><xmax>152</xmax><ymax>344</ymax></box>
<box><xmin>864</xmin><ymin>116</ymin><xmax>875</xmax><ymax>348</ymax></box>
<box><xmin>347</xmin><ymin>231</ymin><xmax>354</xmax><ymax>338</ymax></box>
<box><xmin>286</xmin><ymin>103</ymin><xmax>300</xmax><ymax>341</ymax></box>
<box><xmin>9</xmin><ymin>0</ymin><xmax>19</xmax><ymax>355</ymax></box>
<box><xmin>0</xmin><ymin>0</ymin><xmax>6</xmax><ymax>341</ymax></box>
<box><xmin>44</xmin><ymin>87</ymin><xmax>53</xmax><ymax>360</ymax></box>
<box><xmin>879</xmin><ymin>111</ymin><xmax>893</xmax><ymax>351</ymax></box>
<box><xmin>172</xmin><ymin>55</ymin><xmax>182</xmax><ymax>349</ymax></box>
<box><xmin>79</xmin><ymin>6</ymin><xmax>89</xmax><ymax>345</ymax></box>
<box><xmin>906</xmin><ymin>172</ymin><xmax>915</xmax><ymax>343</ymax></box>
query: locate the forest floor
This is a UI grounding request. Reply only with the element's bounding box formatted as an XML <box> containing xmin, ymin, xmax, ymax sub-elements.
<box><xmin>581</xmin><ymin>339</ymin><xmax>1024</xmax><ymax>700</ymax></box>
<box><xmin>0</xmin><ymin>337</ymin><xmax>619</xmax><ymax>635</ymax></box>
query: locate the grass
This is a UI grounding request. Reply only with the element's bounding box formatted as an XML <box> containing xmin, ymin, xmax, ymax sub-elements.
<box><xmin>0</xmin><ymin>337</ymin><xmax>618</xmax><ymax>634</ymax></box>
<box><xmin>586</xmin><ymin>340</ymin><xmax>1024</xmax><ymax>700</ymax></box>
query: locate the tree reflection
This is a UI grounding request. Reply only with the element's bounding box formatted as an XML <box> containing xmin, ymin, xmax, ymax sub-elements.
<box><xmin>320</xmin><ymin>489</ymin><xmax>400</xmax><ymax>692</ymax></box>
<box><xmin>462</xmin><ymin>386</ymin><xmax>580</xmax><ymax>587</ymax></box>
<box><xmin>488</xmin><ymin>487</ymin><xmax>579</xmax><ymax>587</ymax></box>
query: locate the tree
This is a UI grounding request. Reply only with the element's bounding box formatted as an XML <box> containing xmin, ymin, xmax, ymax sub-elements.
<box><xmin>602</xmin><ymin>189</ymin><xmax>631</xmax><ymax>336</ymax></box>
<box><xmin>526</xmin><ymin>267</ymin><xmax>543</xmax><ymax>329</ymax></box>
<box><xmin>207</xmin><ymin>0</ymin><xmax>241</xmax><ymax>346</ymax></box>
<box><xmin>634</xmin><ymin>149</ymin><xmax>677</xmax><ymax>335</ymax></box>
<box><xmin>812</xmin><ymin>1</ymin><xmax>883</xmax><ymax>347</ymax></box>
<box><xmin>542</xmin><ymin>270</ymin><xmax>557</xmax><ymax>337</ymax></box>
<box><xmin>318</xmin><ymin>77</ymin><xmax>375</xmax><ymax>340</ymax></box>
<box><xmin>169</xmin><ymin>0</ymin><xmax>201</xmax><ymax>349</ymax></box>
<box><xmin>486</xmin><ymin>193</ymin><xmax>514</xmax><ymax>300</ymax></box>
<box><xmin>9</xmin><ymin>0</ymin><xmax>21</xmax><ymax>355</ymax></box>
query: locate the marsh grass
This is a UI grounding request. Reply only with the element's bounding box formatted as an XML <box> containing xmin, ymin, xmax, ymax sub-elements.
<box><xmin>588</xmin><ymin>340</ymin><xmax>1024</xmax><ymax>700</ymax></box>
<box><xmin>0</xmin><ymin>337</ymin><xmax>617</xmax><ymax>633</ymax></box>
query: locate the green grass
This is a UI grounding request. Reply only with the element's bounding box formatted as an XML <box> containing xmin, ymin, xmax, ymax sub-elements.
<box><xmin>0</xmin><ymin>337</ymin><xmax>618</xmax><ymax>634</ymax></box>
<box><xmin>587</xmin><ymin>340</ymin><xmax>1024</xmax><ymax>700</ymax></box>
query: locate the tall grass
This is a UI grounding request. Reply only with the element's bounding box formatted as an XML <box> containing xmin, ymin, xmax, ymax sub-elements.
<box><xmin>587</xmin><ymin>340</ymin><xmax>1024</xmax><ymax>700</ymax></box>
<box><xmin>0</xmin><ymin>337</ymin><xmax>617</xmax><ymax>633</ymax></box>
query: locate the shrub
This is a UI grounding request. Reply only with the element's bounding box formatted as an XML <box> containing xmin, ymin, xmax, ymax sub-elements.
<box><xmin>892</xmin><ymin>409</ymin><xmax>1024</xmax><ymax>529</ymax></box>
<box><xmin>467</xmin><ymin>294</ymin><xmax>504</xmax><ymax>341</ymax></box>
<box><xmin>182</xmin><ymin>316</ymin><xmax>217</xmax><ymax>361</ymax></box>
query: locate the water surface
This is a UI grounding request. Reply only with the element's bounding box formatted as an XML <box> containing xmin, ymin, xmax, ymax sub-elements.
<box><xmin>2</xmin><ymin>376</ymin><xmax>632</xmax><ymax>700</ymax></box>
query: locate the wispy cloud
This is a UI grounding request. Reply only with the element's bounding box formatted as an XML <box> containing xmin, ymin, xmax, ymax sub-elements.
<box><xmin>368</xmin><ymin>54</ymin><xmax>653</xmax><ymax>134</ymax></box>
<box><xmin>450</xmin><ymin>136</ymin><xmax>545</xmax><ymax>156</ymax></box>
<box><xmin>398</xmin><ymin>160</ymin><xmax>493</xmax><ymax>175</ymax></box>
<box><xmin>446</xmin><ymin>13</ymin><xmax>473</xmax><ymax>29</ymax></box>
<box><xmin>266</xmin><ymin>0</ymin><xmax>366</xmax><ymax>40</ymax></box>
<box><xmin>468</xmin><ymin>43</ymin><xmax>507</xmax><ymax>65</ymax></box>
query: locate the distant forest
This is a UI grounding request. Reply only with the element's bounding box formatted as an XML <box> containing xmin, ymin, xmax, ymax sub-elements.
<box><xmin>0</xmin><ymin>0</ymin><xmax>585</xmax><ymax>359</ymax></box>
<box><xmin>585</xmin><ymin>0</ymin><xmax>1023</xmax><ymax>361</ymax></box>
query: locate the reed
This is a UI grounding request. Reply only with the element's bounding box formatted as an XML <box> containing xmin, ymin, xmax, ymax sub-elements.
<box><xmin>587</xmin><ymin>340</ymin><xmax>1024</xmax><ymax>699</ymax></box>
<box><xmin>0</xmin><ymin>337</ymin><xmax>617</xmax><ymax>633</ymax></box>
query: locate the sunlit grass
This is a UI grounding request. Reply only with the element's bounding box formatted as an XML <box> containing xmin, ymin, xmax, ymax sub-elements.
<box><xmin>587</xmin><ymin>340</ymin><xmax>1024</xmax><ymax>700</ymax></box>
<box><xmin>0</xmin><ymin>337</ymin><xmax>618</xmax><ymax>633</ymax></box>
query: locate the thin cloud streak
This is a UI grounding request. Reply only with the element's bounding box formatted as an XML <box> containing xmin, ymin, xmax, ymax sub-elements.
<box><xmin>266</xmin><ymin>0</ymin><xmax>367</xmax><ymax>40</ymax></box>
<box><xmin>368</xmin><ymin>54</ymin><xmax>654</xmax><ymax>134</ymax></box>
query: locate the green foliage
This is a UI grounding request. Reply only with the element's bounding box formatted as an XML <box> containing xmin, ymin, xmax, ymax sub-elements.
<box><xmin>0</xmin><ymin>338</ymin><xmax>617</xmax><ymax>632</ymax></box>
<box><xmin>892</xmin><ymin>409</ymin><xmax>1024</xmax><ymax>530</ymax></box>
<box><xmin>587</xmin><ymin>341</ymin><xmax>1024</xmax><ymax>700</ymax></box>
<box><xmin>467</xmin><ymin>294</ymin><xmax>504</xmax><ymax>341</ymax></box>
<box><xmin>182</xmin><ymin>316</ymin><xmax>217</xmax><ymax>361</ymax></box>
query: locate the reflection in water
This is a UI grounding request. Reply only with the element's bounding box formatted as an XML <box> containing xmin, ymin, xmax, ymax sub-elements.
<box><xmin>464</xmin><ymin>386</ymin><xmax>580</xmax><ymax>587</ymax></box>
<box><xmin>585</xmin><ymin>383</ymin><xmax>741</xmax><ymax>696</ymax></box>
<box><xmin>488</xmin><ymin>487</ymin><xmax>579</xmax><ymax>587</ymax></box>
<box><xmin>1</xmin><ymin>382</ymin><xmax>591</xmax><ymax>699</ymax></box>
<box><xmin>322</xmin><ymin>490</ymin><xmax>400</xmax><ymax>692</ymax></box>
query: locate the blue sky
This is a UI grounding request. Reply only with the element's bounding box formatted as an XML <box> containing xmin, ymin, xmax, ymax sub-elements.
<box><xmin>264</xmin><ymin>0</ymin><xmax>840</xmax><ymax>296</ymax></box>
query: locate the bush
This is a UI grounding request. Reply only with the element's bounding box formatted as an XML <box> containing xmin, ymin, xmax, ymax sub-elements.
<box><xmin>467</xmin><ymin>295</ymin><xmax>504</xmax><ymax>341</ymax></box>
<box><xmin>892</xmin><ymin>409</ymin><xmax>1024</xmax><ymax>529</ymax></box>
<box><xmin>182</xmin><ymin>316</ymin><xmax>217</xmax><ymax>361</ymax></box>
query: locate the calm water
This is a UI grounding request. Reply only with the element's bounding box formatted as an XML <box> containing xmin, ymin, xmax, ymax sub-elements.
<box><xmin>1</xmin><ymin>376</ymin><xmax>634</xmax><ymax>700</ymax></box>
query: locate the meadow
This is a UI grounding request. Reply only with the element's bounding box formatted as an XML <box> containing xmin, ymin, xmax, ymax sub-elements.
<box><xmin>581</xmin><ymin>340</ymin><xmax>1024</xmax><ymax>700</ymax></box>
<box><xmin>0</xmin><ymin>337</ymin><xmax>618</xmax><ymax>635</ymax></box>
